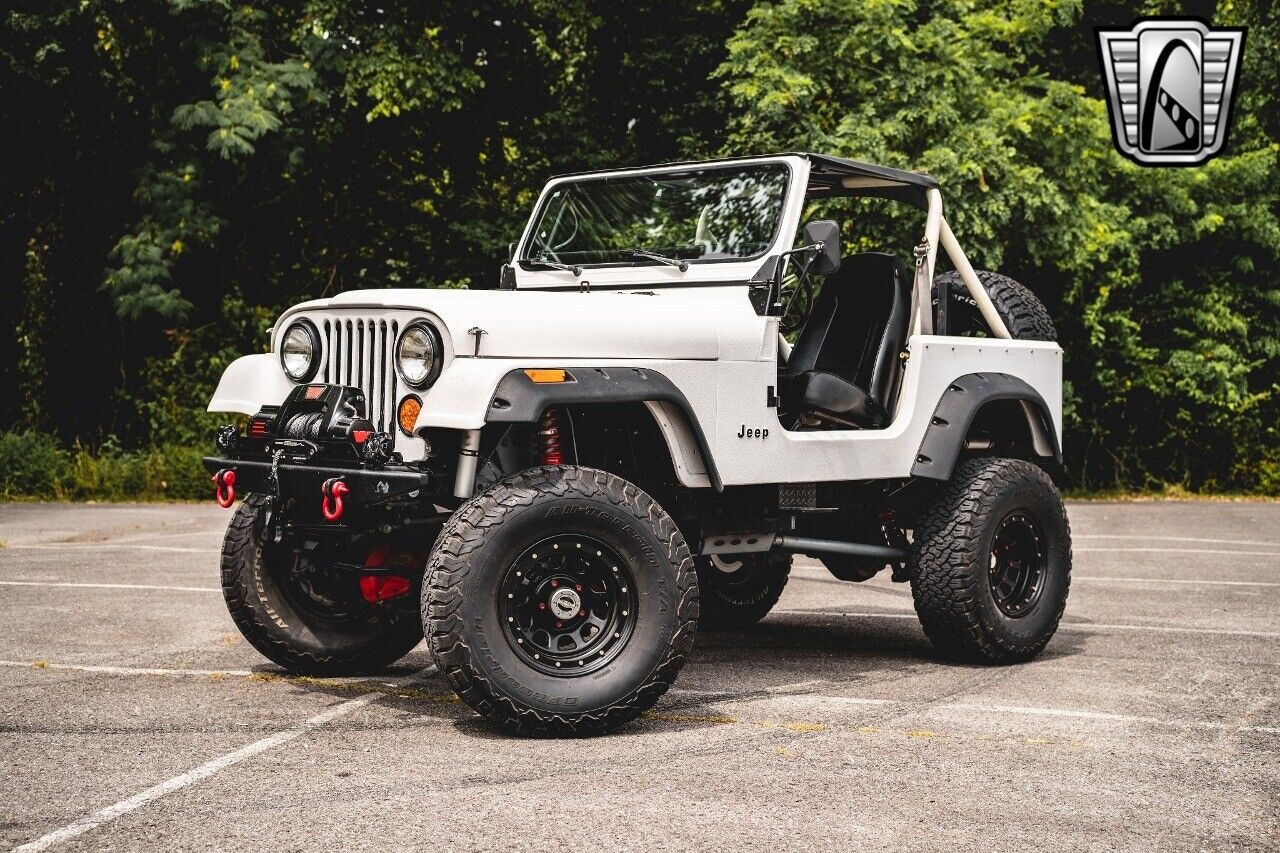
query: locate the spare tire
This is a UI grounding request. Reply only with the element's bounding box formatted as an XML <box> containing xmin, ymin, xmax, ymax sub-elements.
<box><xmin>933</xmin><ymin>270</ymin><xmax>1056</xmax><ymax>341</ymax></box>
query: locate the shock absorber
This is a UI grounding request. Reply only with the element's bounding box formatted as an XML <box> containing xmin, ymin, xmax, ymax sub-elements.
<box><xmin>534</xmin><ymin>408</ymin><xmax>563</xmax><ymax>466</ymax></box>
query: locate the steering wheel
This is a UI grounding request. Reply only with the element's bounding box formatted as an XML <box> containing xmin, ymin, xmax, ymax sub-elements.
<box><xmin>777</xmin><ymin>256</ymin><xmax>816</xmax><ymax>335</ymax></box>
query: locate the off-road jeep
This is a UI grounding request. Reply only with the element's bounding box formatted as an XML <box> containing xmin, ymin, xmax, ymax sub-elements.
<box><xmin>205</xmin><ymin>153</ymin><xmax>1071</xmax><ymax>735</ymax></box>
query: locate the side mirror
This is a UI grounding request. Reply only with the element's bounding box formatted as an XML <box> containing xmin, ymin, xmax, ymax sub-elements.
<box><xmin>802</xmin><ymin>220</ymin><xmax>841</xmax><ymax>274</ymax></box>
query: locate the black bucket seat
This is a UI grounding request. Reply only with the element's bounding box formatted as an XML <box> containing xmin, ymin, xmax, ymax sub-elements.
<box><xmin>780</xmin><ymin>252</ymin><xmax>912</xmax><ymax>429</ymax></box>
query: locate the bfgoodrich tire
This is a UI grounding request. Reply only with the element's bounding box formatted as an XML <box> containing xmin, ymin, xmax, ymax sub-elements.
<box><xmin>935</xmin><ymin>269</ymin><xmax>1057</xmax><ymax>341</ymax></box>
<box><xmin>221</xmin><ymin>495</ymin><xmax>424</xmax><ymax>676</ymax></box>
<box><xmin>909</xmin><ymin>458</ymin><xmax>1071</xmax><ymax>663</ymax></box>
<box><xmin>695</xmin><ymin>552</ymin><xmax>790</xmax><ymax>630</ymax></box>
<box><xmin>423</xmin><ymin>466</ymin><xmax>698</xmax><ymax>736</ymax></box>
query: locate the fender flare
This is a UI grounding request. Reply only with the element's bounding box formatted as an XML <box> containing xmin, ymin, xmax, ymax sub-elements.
<box><xmin>911</xmin><ymin>372</ymin><xmax>1061</xmax><ymax>481</ymax></box>
<box><xmin>486</xmin><ymin>366</ymin><xmax>722</xmax><ymax>491</ymax></box>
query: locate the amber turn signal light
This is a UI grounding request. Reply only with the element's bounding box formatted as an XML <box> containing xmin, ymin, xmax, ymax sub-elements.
<box><xmin>524</xmin><ymin>368</ymin><xmax>570</xmax><ymax>384</ymax></box>
<box><xmin>397</xmin><ymin>395</ymin><xmax>422</xmax><ymax>436</ymax></box>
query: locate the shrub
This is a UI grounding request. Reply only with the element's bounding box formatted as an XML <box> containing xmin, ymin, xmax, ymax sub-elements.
<box><xmin>0</xmin><ymin>430</ymin><xmax>68</xmax><ymax>498</ymax></box>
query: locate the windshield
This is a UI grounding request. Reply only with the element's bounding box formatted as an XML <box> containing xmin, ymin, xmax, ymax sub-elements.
<box><xmin>521</xmin><ymin>163</ymin><xmax>791</xmax><ymax>269</ymax></box>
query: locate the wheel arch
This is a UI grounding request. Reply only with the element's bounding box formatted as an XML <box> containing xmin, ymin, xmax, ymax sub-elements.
<box><xmin>485</xmin><ymin>367</ymin><xmax>721</xmax><ymax>491</ymax></box>
<box><xmin>911</xmin><ymin>372</ymin><xmax>1061</xmax><ymax>481</ymax></box>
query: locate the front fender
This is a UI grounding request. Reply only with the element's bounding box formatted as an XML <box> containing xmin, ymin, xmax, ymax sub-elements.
<box><xmin>207</xmin><ymin>353</ymin><xmax>293</xmax><ymax>415</ymax></box>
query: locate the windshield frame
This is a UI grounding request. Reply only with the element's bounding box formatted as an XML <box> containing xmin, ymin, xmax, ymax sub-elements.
<box><xmin>515</xmin><ymin>158</ymin><xmax>799</xmax><ymax>279</ymax></box>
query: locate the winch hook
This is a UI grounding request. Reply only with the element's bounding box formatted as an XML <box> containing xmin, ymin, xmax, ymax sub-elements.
<box><xmin>321</xmin><ymin>478</ymin><xmax>350</xmax><ymax>522</ymax></box>
<box><xmin>212</xmin><ymin>469</ymin><xmax>237</xmax><ymax>508</ymax></box>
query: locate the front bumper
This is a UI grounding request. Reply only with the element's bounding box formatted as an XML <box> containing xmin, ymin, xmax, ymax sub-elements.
<box><xmin>202</xmin><ymin>454</ymin><xmax>432</xmax><ymax>508</ymax></box>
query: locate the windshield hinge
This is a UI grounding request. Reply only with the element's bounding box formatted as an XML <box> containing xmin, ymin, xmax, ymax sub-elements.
<box><xmin>579</xmin><ymin>279</ymin><xmax>591</xmax><ymax>293</ymax></box>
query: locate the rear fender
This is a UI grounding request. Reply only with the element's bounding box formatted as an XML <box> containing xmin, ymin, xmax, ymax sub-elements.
<box><xmin>912</xmin><ymin>372</ymin><xmax>1062</xmax><ymax>481</ymax></box>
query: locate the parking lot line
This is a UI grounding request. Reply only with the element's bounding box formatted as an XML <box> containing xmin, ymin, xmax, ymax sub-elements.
<box><xmin>1072</xmin><ymin>576</ymin><xmax>1280</xmax><ymax>588</ymax></box>
<box><xmin>1076</xmin><ymin>534</ymin><xmax>1280</xmax><ymax>548</ymax></box>
<box><xmin>775</xmin><ymin>609</ymin><xmax>1280</xmax><ymax>639</ymax></box>
<box><xmin>4</xmin><ymin>543</ymin><xmax>207</xmax><ymax>554</ymax></box>
<box><xmin>789</xmin><ymin>567</ymin><xmax>1280</xmax><ymax>588</ymax></box>
<box><xmin>9</xmin><ymin>665</ymin><xmax>435</xmax><ymax>853</ymax></box>
<box><xmin>0</xmin><ymin>660</ymin><xmax>252</xmax><ymax>677</ymax></box>
<box><xmin>753</xmin><ymin>693</ymin><xmax>1280</xmax><ymax>736</ymax></box>
<box><xmin>0</xmin><ymin>580</ymin><xmax>219</xmax><ymax>593</ymax></box>
<box><xmin>1074</xmin><ymin>546</ymin><xmax>1280</xmax><ymax>557</ymax></box>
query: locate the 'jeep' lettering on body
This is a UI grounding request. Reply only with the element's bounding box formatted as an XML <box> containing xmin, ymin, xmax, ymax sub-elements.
<box><xmin>737</xmin><ymin>424</ymin><xmax>769</xmax><ymax>439</ymax></box>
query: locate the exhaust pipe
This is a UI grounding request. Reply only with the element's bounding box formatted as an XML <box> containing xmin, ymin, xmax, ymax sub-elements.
<box><xmin>774</xmin><ymin>535</ymin><xmax>908</xmax><ymax>562</ymax></box>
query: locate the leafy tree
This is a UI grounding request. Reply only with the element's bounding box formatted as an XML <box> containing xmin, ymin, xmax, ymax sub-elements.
<box><xmin>718</xmin><ymin>0</ymin><xmax>1279</xmax><ymax>490</ymax></box>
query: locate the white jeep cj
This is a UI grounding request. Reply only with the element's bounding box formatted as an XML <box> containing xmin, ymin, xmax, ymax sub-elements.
<box><xmin>206</xmin><ymin>153</ymin><xmax>1071</xmax><ymax>735</ymax></box>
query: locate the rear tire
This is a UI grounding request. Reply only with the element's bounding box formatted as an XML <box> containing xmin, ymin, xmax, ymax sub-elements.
<box><xmin>424</xmin><ymin>466</ymin><xmax>698</xmax><ymax>736</ymax></box>
<box><xmin>695</xmin><ymin>552</ymin><xmax>791</xmax><ymax>630</ymax></box>
<box><xmin>909</xmin><ymin>458</ymin><xmax>1071</xmax><ymax>663</ymax></box>
<box><xmin>935</xmin><ymin>269</ymin><xmax>1057</xmax><ymax>341</ymax></box>
<box><xmin>221</xmin><ymin>495</ymin><xmax>424</xmax><ymax>676</ymax></box>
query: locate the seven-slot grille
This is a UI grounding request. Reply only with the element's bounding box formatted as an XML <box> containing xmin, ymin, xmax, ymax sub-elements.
<box><xmin>319</xmin><ymin>318</ymin><xmax>401</xmax><ymax>433</ymax></box>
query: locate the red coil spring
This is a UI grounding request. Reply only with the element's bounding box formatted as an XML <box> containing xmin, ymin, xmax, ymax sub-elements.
<box><xmin>535</xmin><ymin>408</ymin><xmax>563</xmax><ymax>465</ymax></box>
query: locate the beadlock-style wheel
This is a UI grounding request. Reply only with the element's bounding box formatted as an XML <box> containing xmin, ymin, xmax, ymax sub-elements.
<box><xmin>498</xmin><ymin>534</ymin><xmax>639</xmax><ymax>676</ymax></box>
<box><xmin>424</xmin><ymin>466</ymin><xmax>698</xmax><ymax>736</ymax></box>
<box><xmin>909</xmin><ymin>457</ymin><xmax>1071</xmax><ymax>663</ymax></box>
<box><xmin>988</xmin><ymin>511</ymin><xmax>1047</xmax><ymax>618</ymax></box>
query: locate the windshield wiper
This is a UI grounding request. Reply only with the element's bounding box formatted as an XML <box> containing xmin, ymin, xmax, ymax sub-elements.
<box><xmin>528</xmin><ymin>256</ymin><xmax>582</xmax><ymax>276</ymax></box>
<box><xmin>625</xmin><ymin>250</ymin><xmax>689</xmax><ymax>272</ymax></box>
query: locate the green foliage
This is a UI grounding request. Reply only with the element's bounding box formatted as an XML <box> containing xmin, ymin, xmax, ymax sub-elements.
<box><xmin>0</xmin><ymin>432</ymin><xmax>209</xmax><ymax>501</ymax></box>
<box><xmin>0</xmin><ymin>432</ymin><xmax>68</xmax><ymax>499</ymax></box>
<box><xmin>718</xmin><ymin>0</ymin><xmax>1280</xmax><ymax>492</ymax></box>
<box><xmin>1</xmin><ymin>0</ymin><xmax>1277</xmax><ymax>495</ymax></box>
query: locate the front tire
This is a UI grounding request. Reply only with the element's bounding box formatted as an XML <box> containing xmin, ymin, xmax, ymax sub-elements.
<box><xmin>424</xmin><ymin>466</ymin><xmax>698</xmax><ymax>736</ymax></box>
<box><xmin>221</xmin><ymin>495</ymin><xmax>424</xmax><ymax>676</ymax></box>
<box><xmin>909</xmin><ymin>458</ymin><xmax>1071</xmax><ymax>663</ymax></box>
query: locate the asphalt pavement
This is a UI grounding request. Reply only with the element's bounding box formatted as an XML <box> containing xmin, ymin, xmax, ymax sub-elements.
<box><xmin>0</xmin><ymin>500</ymin><xmax>1276</xmax><ymax>851</ymax></box>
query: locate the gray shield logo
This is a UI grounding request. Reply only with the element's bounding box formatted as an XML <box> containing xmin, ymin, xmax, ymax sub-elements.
<box><xmin>1096</xmin><ymin>18</ymin><xmax>1245</xmax><ymax>166</ymax></box>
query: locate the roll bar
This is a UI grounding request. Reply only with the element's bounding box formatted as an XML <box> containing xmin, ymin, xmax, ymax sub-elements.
<box><xmin>917</xmin><ymin>188</ymin><xmax>1012</xmax><ymax>339</ymax></box>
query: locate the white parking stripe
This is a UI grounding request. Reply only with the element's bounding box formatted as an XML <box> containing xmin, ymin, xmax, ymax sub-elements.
<box><xmin>0</xmin><ymin>660</ymin><xmax>252</xmax><ymax>677</ymax></box>
<box><xmin>774</xmin><ymin>609</ymin><xmax>1280</xmax><ymax>639</ymax></box>
<box><xmin>766</xmin><ymin>695</ymin><xmax>1280</xmax><ymax>735</ymax></box>
<box><xmin>9</xmin><ymin>666</ymin><xmax>435</xmax><ymax>853</ymax></box>
<box><xmin>1076</xmin><ymin>534</ymin><xmax>1280</xmax><ymax>548</ymax></box>
<box><xmin>942</xmin><ymin>702</ymin><xmax>1280</xmax><ymax>735</ymax></box>
<box><xmin>0</xmin><ymin>580</ymin><xmax>219</xmax><ymax>593</ymax></box>
<box><xmin>1075</xmin><ymin>546</ymin><xmax>1280</xmax><ymax>557</ymax></box>
<box><xmin>1073</xmin><ymin>576</ymin><xmax>1280</xmax><ymax>588</ymax></box>
<box><xmin>5</xmin><ymin>543</ymin><xmax>207</xmax><ymax>554</ymax></box>
<box><xmin>789</xmin><ymin>567</ymin><xmax>1280</xmax><ymax>588</ymax></box>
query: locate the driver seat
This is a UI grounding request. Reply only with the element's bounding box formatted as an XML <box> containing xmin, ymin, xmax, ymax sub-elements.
<box><xmin>781</xmin><ymin>252</ymin><xmax>912</xmax><ymax>429</ymax></box>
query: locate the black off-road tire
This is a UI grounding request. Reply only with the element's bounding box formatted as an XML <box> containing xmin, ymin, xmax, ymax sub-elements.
<box><xmin>935</xmin><ymin>269</ymin><xmax>1057</xmax><ymax>341</ymax></box>
<box><xmin>221</xmin><ymin>495</ymin><xmax>424</xmax><ymax>676</ymax></box>
<box><xmin>423</xmin><ymin>466</ymin><xmax>698</xmax><ymax>736</ymax></box>
<box><xmin>909</xmin><ymin>458</ymin><xmax>1071</xmax><ymax>663</ymax></box>
<box><xmin>695</xmin><ymin>552</ymin><xmax>791</xmax><ymax>630</ymax></box>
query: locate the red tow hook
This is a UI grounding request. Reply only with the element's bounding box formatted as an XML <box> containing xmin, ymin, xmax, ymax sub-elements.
<box><xmin>321</xmin><ymin>478</ymin><xmax>350</xmax><ymax>522</ymax></box>
<box><xmin>212</xmin><ymin>469</ymin><xmax>236</xmax><ymax>508</ymax></box>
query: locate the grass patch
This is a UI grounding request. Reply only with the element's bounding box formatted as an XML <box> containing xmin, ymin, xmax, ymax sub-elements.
<box><xmin>0</xmin><ymin>431</ymin><xmax>209</xmax><ymax>501</ymax></box>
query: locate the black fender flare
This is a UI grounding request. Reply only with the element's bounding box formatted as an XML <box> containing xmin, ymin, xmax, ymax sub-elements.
<box><xmin>486</xmin><ymin>366</ymin><xmax>722</xmax><ymax>491</ymax></box>
<box><xmin>911</xmin><ymin>372</ymin><xmax>1061</xmax><ymax>481</ymax></box>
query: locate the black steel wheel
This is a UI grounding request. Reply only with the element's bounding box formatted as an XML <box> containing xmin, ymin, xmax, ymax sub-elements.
<box><xmin>988</xmin><ymin>511</ymin><xmax>1046</xmax><ymax>618</ymax></box>
<box><xmin>909</xmin><ymin>457</ymin><xmax>1071</xmax><ymax>663</ymax></box>
<box><xmin>498</xmin><ymin>534</ymin><xmax>639</xmax><ymax>676</ymax></box>
<box><xmin>425</xmin><ymin>466</ymin><xmax>698</xmax><ymax>736</ymax></box>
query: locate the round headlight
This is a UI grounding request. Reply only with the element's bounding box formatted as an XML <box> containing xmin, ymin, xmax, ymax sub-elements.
<box><xmin>280</xmin><ymin>320</ymin><xmax>319</xmax><ymax>381</ymax></box>
<box><xmin>396</xmin><ymin>323</ymin><xmax>442</xmax><ymax>388</ymax></box>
